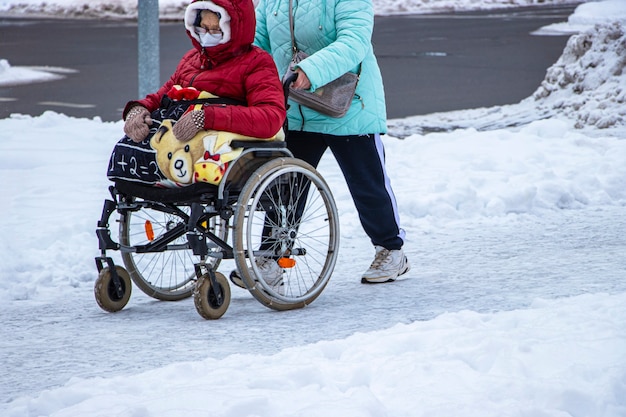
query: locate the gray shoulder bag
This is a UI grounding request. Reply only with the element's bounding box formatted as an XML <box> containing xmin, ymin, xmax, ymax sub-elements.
<box><xmin>284</xmin><ymin>0</ymin><xmax>360</xmax><ymax>118</ymax></box>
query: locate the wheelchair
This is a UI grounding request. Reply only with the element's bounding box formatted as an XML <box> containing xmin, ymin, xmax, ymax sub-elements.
<box><xmin>94</xmin><ymin>78</ymin><xmax>340</xmax><ymax>319</ymax></box>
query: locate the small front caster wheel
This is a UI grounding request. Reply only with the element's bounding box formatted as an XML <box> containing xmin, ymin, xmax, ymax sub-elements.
<box><xmin>95</xmin><ymin>266</ymin><xmax>132</xmax><ymax>312</ymax></box>
<box><xmin>194</xmin><ymin>272</ymin><xmax>230</xmax><ymax>320</ymax></box>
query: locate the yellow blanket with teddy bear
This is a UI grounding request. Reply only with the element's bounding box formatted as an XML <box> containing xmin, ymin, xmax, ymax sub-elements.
<box><xmin>150</xmin><ymin>87</ymin><xmax>284</xmax><ymax>187</ymax></box>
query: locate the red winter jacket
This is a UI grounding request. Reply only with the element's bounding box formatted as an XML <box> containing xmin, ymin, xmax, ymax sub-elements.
<box><xmin>124</xmin><ymin>0</ymin><xmax>285</xmax><ymax>139</ymax></box>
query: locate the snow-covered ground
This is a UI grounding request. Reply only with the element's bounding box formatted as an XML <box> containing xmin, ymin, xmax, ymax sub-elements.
<box><xmin>1</xmin><ymin>1</ymin><xmax>626</xmax><ymax>416</ymax></box>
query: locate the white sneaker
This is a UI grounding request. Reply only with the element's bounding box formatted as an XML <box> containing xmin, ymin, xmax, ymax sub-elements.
<box><xmin>361</xmin><ymin>246</ymin><xmax>410</xmax><ymax>284</ymax></box>
<box><xmin>255</xmin><ymin>257</ymin><xmax>284</xmax><ymax>292</ymax></box>
<box><xmin>230</xmin><ymin>257</ymin><xmax>285</xmax><ymax>294</ymax></box>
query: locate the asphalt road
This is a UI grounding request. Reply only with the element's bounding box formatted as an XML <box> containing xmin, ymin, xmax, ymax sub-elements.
<box><xmin>0</xmin><ymin>5</ymin><xmax>575</xmax><ymax>122</ymax></box>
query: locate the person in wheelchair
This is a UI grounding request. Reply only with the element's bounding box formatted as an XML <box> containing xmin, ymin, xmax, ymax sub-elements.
<box><xmin>119</xmin><ymin>0</ymin><xmax>285</xmax><ymax>151</ymax></box>
<box><xmin>107</xmin><ymin>0</ymin><xmax>297</xmax><ymax>296</ymax></box>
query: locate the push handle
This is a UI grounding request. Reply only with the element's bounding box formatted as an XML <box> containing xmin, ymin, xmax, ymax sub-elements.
<box><xmin>282</xmin><ymin>72</ymin><xmax>298</xmax><ymax>107</ymax></box>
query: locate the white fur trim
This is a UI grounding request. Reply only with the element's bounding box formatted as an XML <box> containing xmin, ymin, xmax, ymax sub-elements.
<box><xmin>184</xmin><ymin>1</ymin><xmax>231</xmax><ymax>45</ymax></box>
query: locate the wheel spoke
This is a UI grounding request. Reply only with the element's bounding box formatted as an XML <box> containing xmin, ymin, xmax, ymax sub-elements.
<box><xmin>120</xmin><ymin>204</ymin><xmax>228</xmax><ymax>301</ymax></box>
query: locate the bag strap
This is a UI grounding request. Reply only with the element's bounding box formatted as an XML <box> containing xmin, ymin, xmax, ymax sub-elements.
<box><xmin>288</xmin><ymin>0</ymin><xmax>361</xmax><ymax>76</ymax></box>
<box><xmin>289</xmin><ymin>0</ymin><xmax>297</xmax><ymax>54</ymax></box>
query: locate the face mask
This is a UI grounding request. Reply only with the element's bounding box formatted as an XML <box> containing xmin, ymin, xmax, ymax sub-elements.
<box><xmin>199</xmin><ymin>32</ymin><xmax>223</xmax><ymax>47</ymax></box>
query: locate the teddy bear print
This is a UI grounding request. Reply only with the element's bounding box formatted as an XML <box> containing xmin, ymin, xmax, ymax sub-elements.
<box><xmin>150</xmin><ymin>119</ymin><xmax>243</xmax><ymax>186</ymax></box>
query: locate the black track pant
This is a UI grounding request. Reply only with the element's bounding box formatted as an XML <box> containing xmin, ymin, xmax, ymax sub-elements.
<box><xmin>287</xmin><ymin>131</ymin><xmax>405</xmax><ymax>251</ymax></box>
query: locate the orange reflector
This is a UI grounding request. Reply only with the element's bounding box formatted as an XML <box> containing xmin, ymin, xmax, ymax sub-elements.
<box><xmin>201</xmin><ymin>220</ymin><xmax>208</xmax><ymax>229</ymax></box>
<box><xmin>277</xmin><ymin>257</ymin><xmax>296</xmax><ymax>268</ymax></box>
<box><xmin>144</xmin><ymin>220</ymin><xmax>155</xmax><ymax>241</ymax></box>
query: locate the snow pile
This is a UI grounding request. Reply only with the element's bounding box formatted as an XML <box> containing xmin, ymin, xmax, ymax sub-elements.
<box><xmin>391</xmin><ymin>119</ymin><xmax>626</xmax><ymax>220</ymax></box>
<box><xmin>373</xmin><ymin>0</ymin><xmax>580</xmax><ymax>15</ymax></box>
<box><xmin>568</xmin><ymin>0</ymin><xmax>626</xmax><ymax>28</ymax></box>
<box><xmin>537</xmin><ymin>0</ymin><xmax>626</xmax><ymax>34</ymax></box>
<box><xmin>533</xmin><ymin>22</ymin><xmax>626</xmax><ymax>129</ymax></box>
<box><xmin>0</xmin><ymin>0</ymin><xmax>148</xmax><ymax>19</ymax></box>
<box><xmin>4</xmin><ymin>292</ymin><xmax>626</xmax><ymax>417</ymax></box>
<box><xmin>389</xmin><ymin>21</ymin><xmax>626</xmax><ymax>136</ymax></box>
<box><xmin>0</xmin><ymin>0</ymin><xmax>582</xmax><ymax>19</ymax></box>
<box><xmin>0</xmin><ymin>59</ymin><xmax>73</xmax><ymax>87</ymax></box>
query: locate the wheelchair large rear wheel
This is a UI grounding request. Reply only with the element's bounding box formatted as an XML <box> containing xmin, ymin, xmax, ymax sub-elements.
<box><xmin>120</xmin><ymin>204</ymin><xmax>228</xmax><ymax>301</ymax></box>
<box><xmin>233</xmin><ymin>158</ymin><xmax>339</xmax><ymax>310</ymax></box>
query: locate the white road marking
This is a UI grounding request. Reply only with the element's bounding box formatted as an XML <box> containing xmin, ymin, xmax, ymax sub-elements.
<box><xmin>38</xmin><ymin>101</ymin><xmax>96</xmax><ymax>109</ymax></box>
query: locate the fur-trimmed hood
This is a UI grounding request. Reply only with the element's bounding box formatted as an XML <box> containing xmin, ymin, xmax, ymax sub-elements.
<box><xmin>184</xmin><ymin>0</ymin><xmax>256</xmax><ymax>66</ymax></box>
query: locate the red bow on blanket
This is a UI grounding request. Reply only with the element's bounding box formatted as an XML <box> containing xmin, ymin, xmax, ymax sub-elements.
<box><xmin>167</xmin><ymin>85</ymin><xmax>201</xmax><ymax>101</ymax></box>
<box><xmin>204</xmin><ymin>151</ymin><xmax>221</xmax><ymax>161</ymax></box>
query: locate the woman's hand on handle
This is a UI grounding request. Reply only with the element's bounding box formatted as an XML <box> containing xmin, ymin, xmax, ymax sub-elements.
<box><xmin>291</xmin><ymin>68</ymin><xmax>311</xmax><ymax>90</ymax></box>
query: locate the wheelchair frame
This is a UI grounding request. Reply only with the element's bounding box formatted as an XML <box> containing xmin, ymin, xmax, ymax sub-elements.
<box><xmin>94</xmin><ymin>139</ymin><xmax>340</xmax><ymax>319</ymax></box>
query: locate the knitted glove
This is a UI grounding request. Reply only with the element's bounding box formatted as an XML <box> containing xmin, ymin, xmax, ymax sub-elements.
<box><xmin>173</xmin><ymin>110</ymin><xmax>205</xmax><ymax>142</ymax></box>
<box><xmin>123</xmin><ymin>106</ymin><xmax>152</xmax><ymax>143</ymax></box>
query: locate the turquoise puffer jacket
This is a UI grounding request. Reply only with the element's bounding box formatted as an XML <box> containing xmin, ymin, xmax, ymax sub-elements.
<box><xmin>254</xmin><ymin>0</ymin><xmax>387</xmax><ymax>135</ymax></box>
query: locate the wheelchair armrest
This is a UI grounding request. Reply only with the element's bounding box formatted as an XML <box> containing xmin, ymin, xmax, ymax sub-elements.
<box><xmin>230</xmin><ymin>140</ymin><xmax>287</xmax><ymax>149</ymax></box>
